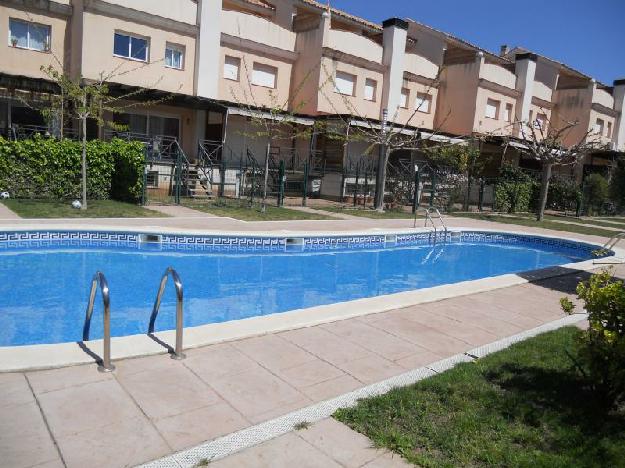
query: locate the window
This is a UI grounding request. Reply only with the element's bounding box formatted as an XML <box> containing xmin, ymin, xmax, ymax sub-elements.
<box><xmin>503</xmin><ymin>103</ymin><xmax>513</xmax><ymax>122</ymax></box>
<box><xmin>9</xmin><ymin>18</ymin><xmax>50</xmax><ymax>52</ymax></box>
<box><xmin>252</xmin><ymin>63</ymin><xmax>278</xmax><ymax>89</ymax></box>
<box><xmin>223</xmin><ymin>56</ymin><xmax>240</xmax><ymax>81</ymax></box>
<box><xmin>485</xmin><ymin>98</ymin><xmax>500</xmax><ymax>119</ymax></box>
<box><xmin>534</xmin><ymin>113</ymin><xmax>547</xmax><ymax>130</ymax></box>
<box><xmin>415</xmin><ymin>92</ymin><xmax>431</xmax><ymax>113</ymax></box>
<box><xmin>334</xmin><ymin>71</ymin><xmax>356</xmax><ymax>96</ymax></box>
<box><xmin>607</xmin><ymin>121</ymin><xmax>613</xmax><ymax>138</ymax></box>
<box><xmin>165</xmin><ymin>43</ymin><xmax>184</xmax><ymax>70</ymax></box>
<box><xmin>400</xmin><ymin>88</ymin><xmax>410</xmax><ymax>109</ymax></box>
<box><xmin>364</xmin><ymin>78</ymin><xmax>377</xmax><ymax>101</ymax></box>
<box><xmin>595</xmin><ymin>118</ymin><xmax>605</xmax><ymax>136</ymax></box>
<box><xmin>113</xmin><ymin>32</ymin><xmax>149</xmax><ymax>62</ymax></box>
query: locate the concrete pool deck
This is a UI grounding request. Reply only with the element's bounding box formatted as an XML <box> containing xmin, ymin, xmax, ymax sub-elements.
<box><xmin>0</xmin><ymin>214</ymin><xmax>623</xmax><ymax>467</ymax></box>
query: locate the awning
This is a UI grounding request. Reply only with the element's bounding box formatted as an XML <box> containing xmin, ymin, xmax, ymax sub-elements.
<box><xmin>227</xmin><ymin>107</ymin><xmax>316</xmax><ymax>126</ymax></box>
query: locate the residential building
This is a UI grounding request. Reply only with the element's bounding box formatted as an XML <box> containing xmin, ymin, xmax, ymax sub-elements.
<box><xmin>1</xmin><ymin>0</ymin><xmax>623</xmax><ymax>199</ymax></box>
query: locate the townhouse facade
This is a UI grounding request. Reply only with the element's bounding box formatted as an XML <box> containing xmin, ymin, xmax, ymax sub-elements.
<box><xmin>1</xmin><ymin>0</ymin><xmax>624</xmax><ymax>199</ymax></box>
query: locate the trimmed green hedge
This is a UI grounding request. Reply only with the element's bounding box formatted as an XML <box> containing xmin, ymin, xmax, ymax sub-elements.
<box><xmin>0</xmin><ymin>136</ymin><xmax>145</xmax><ymax>203</ymax></box>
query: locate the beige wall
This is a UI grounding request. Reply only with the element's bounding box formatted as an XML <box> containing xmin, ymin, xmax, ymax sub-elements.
<box><xmin>326</xmin><ymin>29</ymin><xmax>383</xmax><ymax>64</ymax></box>
<box><xmin>221</xmin><ymin>10</ymin><xmax>297</xmax><ymax>52</ymax></box>
<box><xmin>435</xmin><ymin>61</ymin><xmax>480</xmax><ymax>135</ymax></box>
<box><xmin>316</xmin><ymin>57</ymin><xmax>383</xmax><ymax>120</ymax></box>
<box><xmin>219</xmin><ymin>46</ymin><xmax>293</xmax><ymax>109</ymax></box>
<box><xmin>104</xmin><ymin>0</ymin><xmax>197</xmax><ymax>25</ymax></box>
<box><xmin>0</xmin><ymin>6</ymin><xmax>69</xmax><ymax>79</ymax></box>
<box><xmin>588</xmin><ymin>108</ymin><xmax>616</xmax><ymax>147</ymax></box>
<box><xmin>80</xmin><ymin>12</ymin><xmax>195</xmax><ymax>94</ymax></box>
<box><xmin>404</xmin><ymin>52</ymin><xmax>438</xmax><ymax>80</ymax></box>
<box><xmin>395</xmin><ymin>81</ymin><xmax>438</xmax><ymax>129</ymax></box>
<box><xmin>532</xmin><ymin>81</ymin><xmax>552</xmax><ymax>102</ymax></box>
<box><xmin>552</xmin><ymin>87</ymin><xmax>592</xmax><ymax>146</ymax></box>
<box><xmin>473</xmin><ymin>87</ymin><xmax>516</xmax><ymax>135</ymax></box>
<box><xmin>593</xmin><ymin>87</ymin><xmax>614</xmax><ymax>108</ymax></box>
<box><xmin>479</xmin><ymin>62</ymin><xmax>516</xmax><ymax>89</ymax></box>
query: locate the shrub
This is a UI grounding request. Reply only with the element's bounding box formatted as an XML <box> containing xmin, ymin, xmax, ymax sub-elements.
<box><xmin>547</xmin><ymin>177</ymin><xmax>582</xmax><ymax>212</ymax></box>
<box><xmin>494</xmin><ymin>165</ymin><xmax>536</xmax><ymax>213</ymax></box>
<box><xmin>0</xmin><ymin>136</ymin><xmax>144</xmax><ymax>203</ymax></box>
<box><xmin>609</xmin><ymin>157</ymin><xmax>625</xmax><ymax>212</ymax></box>
<box><xmin>561</xmin><ymin>269</ymin><xmax>625</xmax><ymax>410</ymax></box>
<box><xmin>583</xmin><ymin>173</ymin><xmax>609</xmax><ymax>216</ymax></box>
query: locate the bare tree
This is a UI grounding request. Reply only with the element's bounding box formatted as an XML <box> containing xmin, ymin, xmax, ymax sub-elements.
<box><xmin>225</xmin><ymin>53</ymin><xmax>332</xmax><ymax>211</ymax></box>
<box><xmin>517</xmin><ymin>113</ymin><xmax>606</xmax><ymax>221</ymax></box>
<box><xmin>40</xmin><ymin>57</ymin><xmax>176</xmax><ymax>210</ymax></box>
<box><xmin>318</xmin><ymin>64</ymin><xmax>464</xmax><ymax>211</ymax></box>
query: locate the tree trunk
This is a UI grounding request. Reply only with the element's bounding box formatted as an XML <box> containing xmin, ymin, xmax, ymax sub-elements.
<box><xmin>374</xmin><ymin>145</ymin><xmax>389</xmax><ymax>211</ymax></box>
<box><xmin>536</xmin><ymin>162</ymin><xmax>552</xmax><ymax>221</ymax></box>
<box><xmin>261</xmin><ymin>140</ymin><xmax>271</xmax><ymax>213</ymax></box>
<box><xmin>463</xmin><ymin>174</ymin><xmax>471</xmax><ymax>211</ymax></box>
<box><xmin>81</xmin><ymin>111</ymin><xmax>88</xmax><ymax>210</ymax></box>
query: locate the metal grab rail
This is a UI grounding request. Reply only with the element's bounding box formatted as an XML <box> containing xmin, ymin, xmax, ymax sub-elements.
<box><xmin>148</xmin><ymin>267</ymin><xmax>186</xmax><ymax>360</ymax></box>
<box><xmin>602</xmin><ymin>232</ymin><xmax>625</xmax><ymax>251</ymax></box>
<box><xmin>82</xmin><ymin>271</ymin><xmax>115</xmax><ymax>372</ymax></box>
<box><xmin>414</xmin><ymin>207</ymin><xmax>448</xmax><ymax>242</ymax></box>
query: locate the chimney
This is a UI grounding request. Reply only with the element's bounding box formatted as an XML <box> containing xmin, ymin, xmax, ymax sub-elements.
<box><xmin>514</xmin><ymin>53</ymin><xmax>538</xmax><ymax>136</ymax></box>
<box><xmin>613</xmin><ymin>79</ymin><xmax>625</xmax><ymax>151</ymax></box>
<box><xmin>381</xmin><ymin>18</ymin><xmax>409</xmax><ymax>121</ymax></box>
<box><xmin>500</xmin><ymin>45</ymin><xmax>510</xmax><ymax>57</ymax></box>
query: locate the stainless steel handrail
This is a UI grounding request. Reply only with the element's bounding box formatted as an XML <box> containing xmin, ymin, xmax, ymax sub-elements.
<box><xmin>602</xmin><ymin>232</ymin><xmax>625</xmax><ymax>250</ymax></box>
<box><xmin>148</xmin><ymin>267</ymin><xmax>186</xmax><ymax>360</ymax></box>
<box><xmin>82</xmin><ymin>271</ymin><xmax>115</xmax><ymax>372</ymax></box>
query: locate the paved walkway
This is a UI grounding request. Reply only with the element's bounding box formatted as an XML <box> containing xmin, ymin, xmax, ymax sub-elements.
<box><xmin>207</xmin><ymin>418</ymin><xmax>411</xmax><ymax>468</ymax></box>
<box><xmin>0</xmin><ymin>267</ymin><xmax>602</xmax><ymax>468</ymax></box>
<box><xmin>0</xmin><ymin>202</ymin><xmax>20</xmax><ymax>220</ymax></box>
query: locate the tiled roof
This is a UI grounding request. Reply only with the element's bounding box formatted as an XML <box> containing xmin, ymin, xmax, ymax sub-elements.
<box><xmin>407</xmin><ymin>19</ymin><xmax>512</xmax><ymax>66</ymax></box>
<box><xmin>505</xmin><ymin>46</ymin><xmax>607</xmax><ymax>86</ymax></box>
<box><xmin>299</xmin><ymin>0</ymin><xmax>382</xmax><ymax>32</ymax></box>
<box><xmin>239</xmin><ymin>0</ymin><xmax>275</xmax><ymax>11</ymax></box>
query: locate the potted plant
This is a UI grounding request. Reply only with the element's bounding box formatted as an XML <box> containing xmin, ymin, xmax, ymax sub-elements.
<box><xmin>10</xmin><ymin>37</ymin><xmax>18</xmax><ymax>47</ymax></box>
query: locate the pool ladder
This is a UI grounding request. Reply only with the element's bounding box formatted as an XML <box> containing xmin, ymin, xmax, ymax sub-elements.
<box><xmin>602</xmin><ymin>232</ymin><xmax>625</xmax><ymax>251</ymax></box>
<box><xmin>416</xmin><ymin>207</ymin><xmax>448</xmax><ymax>243</ymax></box>
<box><xmin>81</xmin><ymin>267</ymin><xmax>185</xmax><ymax>372</ymax></box>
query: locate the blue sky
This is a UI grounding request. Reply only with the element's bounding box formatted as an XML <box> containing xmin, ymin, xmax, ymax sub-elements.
<box><xmin>328</xmin><ymin>0</ymin><xmax>625</xmax><ymax>85</ymax></box>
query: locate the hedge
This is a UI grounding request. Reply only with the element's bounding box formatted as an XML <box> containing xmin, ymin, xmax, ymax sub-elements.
<box><xmin>0</xmin><ymin>135</ymin><xmax>145</xmax><ymax>203</ymax></box>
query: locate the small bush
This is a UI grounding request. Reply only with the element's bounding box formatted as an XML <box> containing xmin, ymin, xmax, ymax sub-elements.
<box><xmin>561</xmin><ymin>269</ymin><xmax>625</xmax><ymax>410</ymax></box>
<box><xmin>547</xmin><ymin>177</ymin><xmax>581</xmax><ymax>212</ymax></box>
<box><xmin>494</xmin><ymin>165</ymin><xmax>536</xmax><ymax>213</ymax></box>
<box><xmin>609</xmin><ymin>157</ymin><xmax>625</xmax><ymax>212</ymax></box>
<box><xmin>0</xmin><ymin>135</ymin><xmax>144</xmax><ymax>203</ymax></box>
<box><xmin>583</xmin><ymin>173</ymin><xmax>609</xmax><ymax>216</ymax></box>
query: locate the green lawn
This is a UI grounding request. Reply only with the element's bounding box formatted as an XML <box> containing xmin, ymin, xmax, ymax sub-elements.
<box><xmin>335</xmin><ymin>327</ymin><xmax>625</xmax><ymax>467</ymax></box>
<box><xmin>182</xmin><ymin>199</ymin><xmax>332</xmax><ymax>221</ymax></box>
<box><xmin>1</xmin><ymin>199</ymin><xmax>164</xmax><ymax>218</ymax></box>
<box><xmin>451</xmin><ymin>212</ymin><xmax>615</xmax><ymax>237</ymax></box>
<box><xmin>320</xmin><ymin>206</ymin><xmax>418</xmax><ymax>219</ymax></box>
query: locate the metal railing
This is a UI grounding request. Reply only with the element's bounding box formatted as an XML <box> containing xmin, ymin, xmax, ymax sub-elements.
<box><xmin>602</xmin><ymin>232</ymin><xmax>625</xmax><ymax>251</ymax></box>
<box><xmin>417</xmin><ymin>207</ymin><xmax>448</xmax><ymax>242</ymax></box>
<box><xmin>148</xmin><ymin>267</ymin><xmax>185</xmax><ymax>360</ymax></box>
<box><xmin>82</xmin><ymin>271</ymin><xmax>115</xmax><ymax>372</ymax></box>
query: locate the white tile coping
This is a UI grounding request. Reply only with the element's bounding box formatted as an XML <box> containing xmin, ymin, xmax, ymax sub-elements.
<box><xmin>137</xmin><ymin>312</ymin><xmax>588</xmax><ymax>468</ymax></box>
<box><xmin>0</xmin><ymin>225</ymin><xmax>621</xmax><ymax>372</ymax></box>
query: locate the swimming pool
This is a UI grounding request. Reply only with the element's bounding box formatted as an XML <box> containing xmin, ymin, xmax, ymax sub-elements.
<box><xmin>0</xmin><ymin>229</ymin><xmax>607</xmax><ymax>347</ymax></box>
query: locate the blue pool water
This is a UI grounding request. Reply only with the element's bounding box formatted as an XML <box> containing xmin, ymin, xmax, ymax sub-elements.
<box><xmin>0</xmin><ymin>231</ymin><xmax>600</xmax><ymax>346</ymax></box>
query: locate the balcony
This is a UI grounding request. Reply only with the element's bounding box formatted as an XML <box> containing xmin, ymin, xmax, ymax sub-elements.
<box><xmin>404</xmin><ymin>52</ymin><xmax>438</xmax><ymax>79</ymax></box>
<box><xmin>533</xmin><ymin>81</ymin><xmax>553</xmax><ymax>103</ymax></box>
<box><xmin>325</xmin><ymin>29</ymin><xmax>383</xmax><ymax>64</ymax></box>
<box><xmin>592</xmin><ymin>88</ymin><xmax>615</xmax><ymax>109</ymax></box>
<box><xmin>479</xmin><ymin>63</ymin><xmax>516</xmax><ymax>89</ymax></box>
<box><xmin>221</xmin><ymin>10</ymin><xmax>296</xmax><ymax>52</ymax></box>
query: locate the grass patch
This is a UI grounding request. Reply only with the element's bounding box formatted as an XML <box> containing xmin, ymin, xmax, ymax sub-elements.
<box><xmin>320</xmin><ymin>206</ymin><xmax>417</xmax><ymax>219</ymax></box>
<box><xmin>182</xmin><ymin>199</ymin><xmax>332</xmax><ymax>221</ymax></box>
<box><xmin>1</xmin><ymin>199</ymin><xmax>164</xmax><ymax>218</ymax></box>
<box><xmin>451</xmin><ymin>212</ymin><xmax>615</xmax><ymax>237</ymax></box>
<box><xmin>335</xmin><ymin>327</ymin><xmax>625</xmax><ymax>467</ymax></box>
